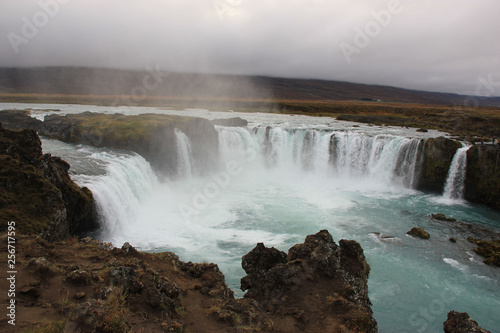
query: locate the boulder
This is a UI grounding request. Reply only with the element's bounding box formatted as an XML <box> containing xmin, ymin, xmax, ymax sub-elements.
<box><xmin>431</xmin><ymin>213</ymin><xmax>456</xmax><ymax>222</ymax></box>
<box><xmin>467</xmin><ymin>237</ymin><xmax>500</xmax><ymax>267</ymax></box>
<box><xmin>407</xmin><ymin>227</ymin><xmax>430</xmax><ymax>239</ymax></box>
<box><xmin>443</xmin><ymin>311</ymin><xmax>491</xmax><ymax>333</ymax></box>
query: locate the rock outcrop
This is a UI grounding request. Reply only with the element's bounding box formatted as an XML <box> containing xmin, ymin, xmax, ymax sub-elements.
<box><xmin>0</xmin><ymin>110</ymin><xmax>43</xmax><ymax>131</ymax></box>
<box><xmin>2</xmin><ymin>231</ymin><xmax>377</xmax><ymax>332</ymax></box>
<box><xmin>38</xmin><ymin>112</ymin><xmax>219</xmax><ymax>176</ymax></box>
<box><xmin>443</xmin><ymin>311</ymin><xmax>491</xmax><ymax>333</ymax></box>
<box><xmin>0</xmin><ymin>124</ymin><xmax>96</xmax><ymax>241</ymax></box>
<box><xmin>417</xmin><ymin>137</ymin><xmax>462</xmax><ymax>193</ymax></box>
<box><xmin>407</xmin><ymin>227</ymin><xmax>430</xmax><ymax>239</ymax></box>
<box><xmin>431</xmin><ymin>213</ymin><xmax>456</xmax><ymax>222</ymax></box>
<box><xmin>465</xmin><ymin>144</ymin><xmax>500</xmax><ymax>210</ymax></box>
<box><xmin>467</xmin><ymin>237</ymin><xmax>500</xmax><ymax>267</ymax></box>
<box><xmin>212</xmin><ymin>117</ymin><xmax>248</xmax><ymax>127</ymax></box>
<box><xmin>241</xmin><ymin>230</ymin><xmax>377</xmax><ymax>333</ymax></box>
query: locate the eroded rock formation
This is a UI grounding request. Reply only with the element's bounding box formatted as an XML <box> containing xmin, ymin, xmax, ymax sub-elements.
<box><xmin>0</xmin><ymin>124</ymin><xmax>96</xmax><ymax>240</ymax></box>
<box><xmin>241</xmin><ymin>230</ymin><xmax>377</xmax><ymax>333</ymax></box>
<box><xmin>443</xmin><ymin>311</ymin><xmax>491</xmax><ymax>333</ymax></box>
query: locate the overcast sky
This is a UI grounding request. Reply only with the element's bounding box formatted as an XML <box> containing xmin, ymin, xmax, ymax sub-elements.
<box><xmin>1</xmin><ymin>0</ymin><xmax>499</xmax><ymax>95</ymax></box>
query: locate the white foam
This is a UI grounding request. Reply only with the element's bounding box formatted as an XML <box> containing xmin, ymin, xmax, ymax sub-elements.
<box><xmin>443</xmin><ymin>258</ymin><xmax>468</xmax><ymax>272</ymax></box>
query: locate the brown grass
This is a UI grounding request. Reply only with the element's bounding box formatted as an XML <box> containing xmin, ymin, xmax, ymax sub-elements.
<box><xmin>1</xmin><ymin>93</ymin><xmax>499</xmax><ymax>137</ymax></box>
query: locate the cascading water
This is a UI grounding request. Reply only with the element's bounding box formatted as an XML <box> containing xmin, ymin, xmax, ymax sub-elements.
<box><xmin>443</xmin><ymin>145</ymin><xmax>470</xmax><ymax>200</ymax></box>
<box><xmin>328</xmin><ymin>132</ymin><xmax>424</xmax><ymax>188</ymax></box>
<box><xmin>174</xmin><ymin>128</ymin><xmax>193</xmax><ymax>177</ymax></box>
<box><xmin>74</xmin><ymin>152</ymin><xmax>158</xmax><ymax>238</ymax></box>
<box><xmin>32</xmin><ymin>104</ymin><xmax>500</xmax><ymax>333</ymax></box>
<box><xmin>241</xmin><ymin>127</ymin><xmax>424</xmax><ymax>189</ymax></box>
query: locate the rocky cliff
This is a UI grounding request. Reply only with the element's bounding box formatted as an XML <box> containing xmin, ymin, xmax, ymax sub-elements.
<box><xmin>465</xmin><ymin>144</ymin><xmax>500</xmax><ymax>210</ymax></box>
<box><xmin>38</xmin><ymin>112</ymin><xmax>219</xmax><ymax>177</ymax></box>
<box><xmin>417</xmin><ymin>137</ymin><xmax>462</xmax><ymax>193</ymax></box>
<box><xmin>0</xmin><ymin>124</ymin><xmax>96</xmax><ymax>241</ymax></box>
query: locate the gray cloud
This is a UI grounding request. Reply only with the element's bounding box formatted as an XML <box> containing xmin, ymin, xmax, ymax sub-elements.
<box><xmin>1</xmin><ymin>0</ymin><xmax>499</xmax><ymax>95</ymax></box>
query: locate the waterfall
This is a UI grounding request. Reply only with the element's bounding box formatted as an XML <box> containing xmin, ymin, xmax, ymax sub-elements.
<box><xmin>217</xmin><ymin>126</ymin><xmax>424</xmax><ymax>189</ymax></box>
<box><xmin>443</xmin><ymin>145</ymin><xmax>470</xmax><ymax>200</ymax></box>
<box><xmin>175</xmin><ymin>128</ymin><xmax>193</xmax><ymax>178</ymax></box>
<box><xmin>75</xmin><ymin>152</ymin><xmax>158</xmax><ymax>237</ymax></box>
<box><xmin>328</xmin><ymin>132</ymin><xmax>423</xmax><ymax>187</ymax></box>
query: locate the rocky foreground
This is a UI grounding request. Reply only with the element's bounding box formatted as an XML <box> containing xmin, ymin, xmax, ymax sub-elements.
<box><xmin>1</xmin><ymin>230</ymin><xmax>379</xmax><ymax>333</ymax></box>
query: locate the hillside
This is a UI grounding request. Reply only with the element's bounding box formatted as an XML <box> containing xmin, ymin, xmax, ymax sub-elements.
<box><xmin>1</xmin><ymin>67</ymin><xmax>499</xmax><ymax>107</ymax></box>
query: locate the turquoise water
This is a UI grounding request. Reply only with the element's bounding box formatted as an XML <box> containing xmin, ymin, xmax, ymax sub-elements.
<box><xmin>23</xmin><ymin>103</ymin><xmax>500</xmax><ymax>332</ymax></box>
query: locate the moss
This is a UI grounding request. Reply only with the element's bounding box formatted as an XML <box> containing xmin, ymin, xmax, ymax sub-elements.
<box><xmin>467</xmin><ymin>237</ymin><xmax>500</xmax><ymax>267</ymax></box>
<box><xmin>431</xmin><ymin>213</ymin><xmax>456</xmax><ymax>222</ymax></box>
<box><xmin>1</xmin><ymin>126</ymin><xmax>96</xmax><ymax>240</ymax></box>
<box><xmin>407</xmin><ymin>227</ymin><xmax>430</xmax><ymax>239</ymax></box>
<box><xmin>40</xmin><ymin>112</ymin><xmax>219</xmax><ymax>176</ymax></box>
<box><xmin>0</xmin><ymin>155</ymin><xmax>64</xmax><ymax>236</ymax></box>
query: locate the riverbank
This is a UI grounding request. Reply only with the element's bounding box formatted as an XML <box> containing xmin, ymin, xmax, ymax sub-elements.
<box><xmin>1</xmin><ymin>93</ymin><xmax>500</xmax><ymax>140</ymax></box>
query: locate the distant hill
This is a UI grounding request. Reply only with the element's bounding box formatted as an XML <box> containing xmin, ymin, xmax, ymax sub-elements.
<box><xmin>0</xmin><ymin>67</ymin><xmax>499</xmax><ymax>107</ymax></box>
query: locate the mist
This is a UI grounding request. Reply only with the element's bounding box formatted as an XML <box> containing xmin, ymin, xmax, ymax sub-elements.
<box><xmin>1</xmin><ymin>0</ymin><xmax>499</xmax><ymax>95</ymax></box>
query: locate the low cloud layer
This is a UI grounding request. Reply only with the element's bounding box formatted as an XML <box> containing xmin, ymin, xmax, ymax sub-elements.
<box><xmin>1</xmin><ymin>0</ymin><xmax>499</xmax><ymax>95</ymax></box>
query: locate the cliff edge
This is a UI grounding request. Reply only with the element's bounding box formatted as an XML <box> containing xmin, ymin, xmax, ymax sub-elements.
<box><xmin>0</xmin><ymin>124</ymin><xmax>96</xmax><ymax>240</ymax></box>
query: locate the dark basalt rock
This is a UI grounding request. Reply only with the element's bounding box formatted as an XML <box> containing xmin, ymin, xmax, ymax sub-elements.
<box><xmin>39</xmin><ymin>112</ymin><xmax>219</xmax><ymax>176</ymax></box>
<box><xmin>0</xmin><ymin>124</ymin><xmax>97</xmax><ymax>240</ymax></box>
<box><xmin>417</xmin><ymin>137</ymin><xmax>462</xmax><ymax>193</ymax></box>
<box><xmin>432</xmin><ymin>213</ymin><xmax>456</xmax><ymax>222</ymax></box>
<box><xmin>467</xmin><ymin>237</ymin><xmax>500</xmax><ymax>267</ymax></box>
<box><xmin>0</xmin><ymin>110</ymin><xmax>42</xmax><ymax>131</ymax></box>
<box><xmin>465</xmin><ymin>144</ymin><xmax>500</xmax><ymax>210</ymax></box>
<box><xmin>407</xmin><ymin>227</ymin><xmax>430</xmax><ymax>239</ymax></box>
<box><xmin>212</xmin><ymin>117</ymin><xmax>248</xmax><ymax>127</ymax></box>
<box><xmin>240</xmin><ymin>230</ymin><xmax>377</xmax><ymax>332</ymax></box>
<box><xmin>443</xmin><ymin>311</ymin><xmax>491</xmax><ymax>333</ymax></box>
